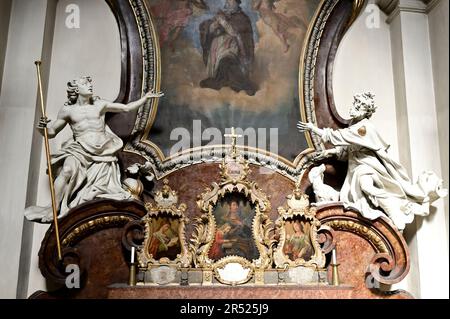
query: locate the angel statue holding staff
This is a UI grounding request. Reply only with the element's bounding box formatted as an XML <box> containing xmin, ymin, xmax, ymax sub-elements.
<box><xmin>25</xmin><ymin>76</ymin><xmax>164</xmax><ymax>223</ymax></box>
<box><xmin>297</xmin><ymin>92</ymin><xmax>447</xmax><ymax>230</ymax></box>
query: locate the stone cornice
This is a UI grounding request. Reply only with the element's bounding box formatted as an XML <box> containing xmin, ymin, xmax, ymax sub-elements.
<box><xmin>423</xmin><ymin>0</ymin><xmax>441</xmax><ymax>12</ymax></box>
<box><xmin>377</xmin><ymin>0</ymin><xmax>442</xmax><ymax>23</ymax></box>
<box><xmin>377</xmin><ymin>0</ymin><xmax>399</xmax><ymax>16</ymax></box>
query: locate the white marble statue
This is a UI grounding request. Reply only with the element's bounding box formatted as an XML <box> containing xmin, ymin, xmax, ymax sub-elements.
<box><xmin>25</xmin><ymin>76</ymin><xmax>163</xmax><ymax>223</ymax></box>
<box><xmin>308</xmin><ymin>164</ymin><xmax>339</xmax><ymax>203</ymax></box>
<box><xmin>298</xmin><ymin>92</ymin><xmax>447</xmax><ymax>230</ymax></box>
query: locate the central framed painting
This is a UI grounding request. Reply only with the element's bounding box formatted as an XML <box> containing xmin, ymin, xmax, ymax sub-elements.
<box><xmin>143</xmin><ymin>0</ymin><xmax>321</xmax><ymax>162</ymax></box>
<box><xmin>209</xmin><ymin>193</ymin><xmax>259</xmax><ymax>261</ymax></box>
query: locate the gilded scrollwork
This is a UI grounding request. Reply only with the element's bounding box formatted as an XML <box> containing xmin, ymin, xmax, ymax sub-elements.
<box><xmin>137</xmin><ymin>179</ymin><xmax>192</xmax><ymax>268</ymax></box>
<box><xmin>273</xmin><ymin>184</ymin><xmax>326</xmax><ymax>269</ymax></box>
<box><xmin>189</xmin><ymin>211</ymin><xmax>215</xmax><ymax>268</ymax></box>
<box><xmin>213</xmin><ymin>256</ymin><xmax>254</xmax><ymax>286</ymax></box>
<box><xmin>62</xmin><ymin>215</ymin><xmax>133</xmax><ymax>246</ymax></box>
<box><xmin>252</xmin><ymin>210</ymin><xmax>277</xmax><ymax>269</ymax></box>
<box><xmin>191</xmin><ymin>143</ymin><xmax>275</xmax><ymax>284</ymax></box>
<box><xmin>326</xmin><ymin>220</ymin><xmax>389</xmax><ymax>254</ymax></box>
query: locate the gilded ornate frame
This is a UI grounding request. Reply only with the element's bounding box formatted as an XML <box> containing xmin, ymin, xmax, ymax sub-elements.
<box><xmin>190</xmin><ymin>153</ymin><xmax>275</xmax><ymax>284</ymax></box>
<box><xmin>213</xmin><ymin>256</ymin><xmax>255</xmax><ymax>286</ymax></box>
<box><xmin>273</xmin><ymin>186</ymin><xmax>326</xmax><ymax>269</ymax></box>
<box><xmin>104</xmin><ymin>0</ymin><xmax>366</xmax><ymax>180</ymax></box>
<box><xmin>137</xmin><ymin>179</ymin><xmax>191</xmax><ymax>269</ymax></box>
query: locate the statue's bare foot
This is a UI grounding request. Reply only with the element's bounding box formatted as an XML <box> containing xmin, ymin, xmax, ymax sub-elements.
<box><xmin>42</xmin><ymin>211</ymin><xmax>68</xmax><ymax>223</ymax></box>
<box><xmin>25</xmin><ymin>205</ymin><xmax>52</xmax><ymax>223</ymax></box>
<box><xmin>41</xmin><ymin>214</ymin><xmax>54</xmax><ymax>223</ymax></box>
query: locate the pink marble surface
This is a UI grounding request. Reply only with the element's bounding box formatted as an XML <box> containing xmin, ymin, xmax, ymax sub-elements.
<box><xmin>108</xmin><ymin>285</ymin><xmax>355</xmax><ymax>299</ymax></box>
<box><xmin>107</xmin><ymin>283</ymin><xmax>410</xmax><ymax>299</ymax></box>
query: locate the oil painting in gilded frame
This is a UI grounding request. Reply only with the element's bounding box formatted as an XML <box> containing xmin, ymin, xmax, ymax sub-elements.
<box><xmin>138</xmin><ymin>179</ymin><xmax>191</xmax><ymax>268</ymax></box>
<box><xmin>273</xmin><ymin>187</ymin><xmax>325</xmax><ymax>269</ymax></box>
<box><xmin>283</xmin><ymin>218</ymin><xmax>315</xmax><ymax>262</ymax></box>
<box><xmin>209</xmin><ymin>193</ymin><xmax>259</xmax><ymax>262</ymax></box>
<box><xmin>146</xmin><ymin>216</ymin><xmax>182</xmax><ymax>261</ymax></box>
<box><xmin>191</xmin><ymin>152</ymin><xmax>275</xmax><ymax>285</ymax></box>
<box><xmin>143</xmin><ymin>0</ymin><xmax>321</xmax><ymax>161</ymax></box>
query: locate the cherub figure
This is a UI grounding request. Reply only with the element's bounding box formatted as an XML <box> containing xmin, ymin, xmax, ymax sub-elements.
<box><xmin>308</xmin><ymin>164</ymin><xmax>339</xmax><ymax>203</ymax></box>
<box><xmin>25</xmin><ymin>76</ymin><xmax>163</xmax><ymax>223</ymax></box>
<box><xmin>298</xmin><ymin>93</ymin><xmax>447</xmax><ymax>230</ymax></box>
<box><xmin>151</xmin><ymin>0</ymin><xmax>208</xmax><ymax>50</ymax></box>
<box><xmin>253</xmin><ymin>0</ymin><xmax>306</xmax><ymax>52</ymax></box>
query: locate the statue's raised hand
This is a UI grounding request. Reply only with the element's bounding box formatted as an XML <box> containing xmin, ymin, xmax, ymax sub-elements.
<box><xmin>297</xmin><ymin>121</ymin><xmax>324</xmax><ymax>137</ymax></box>
<box><xmin>144</xmin><ymin>90</ymin><xmax>164</xmax><ymax>99</ymax></box>
<box><xmin>297</xmin><ymin>121</ymin><xmax>314</xmax><ymax>132</ymax></box>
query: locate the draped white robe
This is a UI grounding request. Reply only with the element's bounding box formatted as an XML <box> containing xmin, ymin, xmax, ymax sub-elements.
<box><xmin>321</xmin><ymin>118</ymin><xmax>434</xmax><ymax>230</ymax></box>
<box><xmin>25</xmin><ymin>125</ymin><xmax>130</xmax><ymax>222</ymax></box>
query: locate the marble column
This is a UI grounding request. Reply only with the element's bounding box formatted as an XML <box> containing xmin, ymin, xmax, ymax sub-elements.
<box><xmin>0</xmin><ymin>0</ymin><xmax>56</xmax><ymax>298</ymax></box>
<box><xmin>378</xmin><ymin>0</ymin><xmax>449</xmax><ymax>299</ymax></box>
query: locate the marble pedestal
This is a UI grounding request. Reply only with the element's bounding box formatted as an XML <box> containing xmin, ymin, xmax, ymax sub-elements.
<box><xmin>108</xmin><ymin>284</ymin><xmax>364</xmax><ymax>299</ymax></box>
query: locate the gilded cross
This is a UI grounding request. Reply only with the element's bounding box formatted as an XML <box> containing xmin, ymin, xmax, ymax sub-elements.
<box><xmin>224</xmin><ymin>127</ymin><xmax>242</xmax><ymax>158</ymax></box>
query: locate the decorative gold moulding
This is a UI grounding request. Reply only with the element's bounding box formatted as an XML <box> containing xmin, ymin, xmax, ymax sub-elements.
<box><xmin>213</xmin><ymin>256</ymin><xmax>254</xmax><ymax>286</ymax></box>
<box><xmin>138</xmin><ymin>179</ymin><xmax>192</xmax><ymax>269</ymax></box>
<box><xmin>62</xmin><ymin>215</ymin><xmax>132</xmax><ymax>246</ymax></box>
<box><xmin>273</xmin><ymin>185</ymin><xmax>326</xmax><ymax>269</ymax></box>
<box><xmin>191</xmin><ymin>152</ymin><xmax>275</xmax><ymax>285</ymax></box>
<box><xmin>326</xmin><ymin>219</ymin><xmax>389</xmax><ymax>253</ymax></box>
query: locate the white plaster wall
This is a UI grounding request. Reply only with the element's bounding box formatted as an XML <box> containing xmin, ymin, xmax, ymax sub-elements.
<box><xmin>333</xmin><ymin>0</ymin><xmax>400</xmax><ymax>161</ymax></box>
<box><xmin>395</xmin><ymin>10</ymin><xmax>447</xmax><ymax>299</ymax></box>
<box><xmin>387</xmin><ymin>13</ymin><xmax>422</xmax><ymax>298</ymax></box>
<box><xmin>25</xmin><ymin>0</ymin><xmax>121</xmax><ymax>296</ymax></box>
<box><xmin>428</xmin><ymin>0</ymin><xmax>449</xmax><ymax>243</ymax></box>
<box><xmin>0</xmin><ymin>0</ymin><xmax>12</xmax><ymax>91</ymax></box>
<box><xmin>332</xmin><ymin>2</ymin><xmax>419</xmax><ymax>296</ymax></box>
<box><xmin>333</xmin><ymin>0</ymin><xmax>449</xmax><ymax>298</ymax></box>
<box><xmin>0</xmin><ymin>0</ymin><xmax>53</xmax><ymax>299</ymax></box>
<box><xmin>16</xmin><ymin>0</ymin><xmax>58</xmax><ymax>298</ymax></box>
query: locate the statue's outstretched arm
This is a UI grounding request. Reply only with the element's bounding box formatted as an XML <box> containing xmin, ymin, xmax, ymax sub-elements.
<box><xmin>297</xmin><ymin>121</ymin><xmax>348</xmax><ymax>161</ymax></box>
<box><xmin>297</xmin><ymin>121</ymin><xmax>325</xmax><ymax>137</ymax></box>
<box><xmin>104</xmin><ymin>90</ymin><xmax>164</xmax><ymax>113</ymax></box>
<box><xmin>309</xmin><ymin>147</ymin><xmax>345</xmax><ymax>162</ymax></box>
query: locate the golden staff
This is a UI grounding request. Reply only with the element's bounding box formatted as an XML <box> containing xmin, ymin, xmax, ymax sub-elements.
<box><xmin>34</xmin><ymin>61</ymin><xmax>62</xmax><ymax>261</ymax></box>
